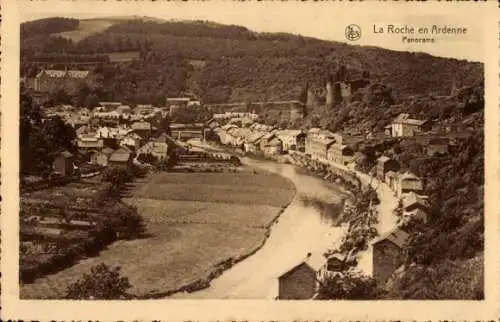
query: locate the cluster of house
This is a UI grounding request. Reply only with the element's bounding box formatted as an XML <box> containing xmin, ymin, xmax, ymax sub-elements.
<box><xmin>212</xmin><ymin>120</ymin><xmax>363</xmax><ymax>169</ymax></box>
<box><xmin>210</xmin><ymin>112</ymin><xmax>434</xmax><ymax>174</ymax></box>
<box><xmin>212</xmin><ymin>120</ymin><xmax>305</xmax><ymax>157</ymax></box>
<box><xmin>166</xmin><ymin>97</ymin><xmax>201</xmax><ymax>115</ymax></box>
<box><xmin>52</xmin><ymin>127</ymin><xmax>182</xmax><ymax>178</ymax></box>
<box><xmin>51</xmin><ymin>118</ymin><xmax>201</xmax><ymax>178</ymax></box>
<box><xmin>42</xmin><ymin>102</ymin><xmax>169</xmax><ymax>129</ymax></box>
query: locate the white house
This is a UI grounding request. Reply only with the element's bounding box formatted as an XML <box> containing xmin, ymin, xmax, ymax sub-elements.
<box><xmin>120</xmin><ymin>132</ymin><xmax>143</xmax><ymax>150</ymax></box>
<box><xmin>390</xmin><ymin>113</ymin><xmax>426</xmax><ymax>137</ymax></box>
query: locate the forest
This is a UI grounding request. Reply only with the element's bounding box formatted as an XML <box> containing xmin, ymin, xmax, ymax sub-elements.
<box><xmin>20</xmin><ymin>17</ymin><xmax>484</xmax><ymax>106</ymax></box>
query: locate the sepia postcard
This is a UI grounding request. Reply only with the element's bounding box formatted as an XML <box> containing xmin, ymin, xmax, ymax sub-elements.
<box><xmin>1</xmin><ymin>0</ymin><xmax>499</xmax><ymax>320</ymax></box>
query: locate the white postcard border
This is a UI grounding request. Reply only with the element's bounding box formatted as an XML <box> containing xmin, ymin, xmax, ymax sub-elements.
<box><xmin>2</xmin><ymin>1</ymin><xmax>499</xmax><ymax>321</ymax></box>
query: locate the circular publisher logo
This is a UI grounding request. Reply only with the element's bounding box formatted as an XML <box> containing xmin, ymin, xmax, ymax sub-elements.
<box><xmin>345</xmin><ymin>24</ymin><xmax>361</xmax><ymax>41</ymax></box>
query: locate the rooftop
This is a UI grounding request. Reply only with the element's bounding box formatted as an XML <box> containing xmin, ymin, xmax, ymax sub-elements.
<box><xmin>109</xmin><ymin>148</ymin><xmax>132</xmax><ymax>162</ymax></box>
<box><xmin>131</xmin><ymin>121</ymin><xmax>152</xmax><ymax>131</ymax></box>
<box><xmin>278</xmin><ymin>253</ymin><xmax>325</xmax><ymax>279</ymax></box>
<box><xmin>402</xmin><ymin>192</ymin><xmax>429</xmax><ymax>209</ymax></box>
<box><xmin>393</xmin><ymin>113</ymin><xmax>426</xmax><ymax>126</ymax></box>
<box><xmin>372</xmin><ymin>227</ymin><xmax>409</xmax><ymax>249</ymax></box>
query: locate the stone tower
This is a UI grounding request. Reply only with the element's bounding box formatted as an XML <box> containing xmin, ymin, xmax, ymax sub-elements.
<box><xmin>306</xmin><ymin>87</ymin><xmax>318</xmax><ymax>109</ymax></box>
<box><xmin>326</xmin><ymin>75</ymin><xmax>334</xmax><ymax>109</ymax></box>
<box><xmin>451</xmin><ymin>74</ymin><xmax>458</xmax><ymax>96</ymax></box>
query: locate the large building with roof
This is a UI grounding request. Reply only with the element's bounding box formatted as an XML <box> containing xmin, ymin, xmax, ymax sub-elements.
<box><xmin>32</xmin><ymin>69</ymin><xmax>96</xmax><ymax>93</ymax></box>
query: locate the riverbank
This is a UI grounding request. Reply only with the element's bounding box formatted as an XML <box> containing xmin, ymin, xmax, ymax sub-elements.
<box><xmin>279</xmin><ymin>151</ymin><xmax>399</xmax><ymax>277</ymax></box>
<box><xmin>20</xmin><ymin>167</ymin><xmax>296</xmax><ymax>299</ymax></box>
<box><xmin>171</xmin><ymin>158</ymin><xmax>349</xmax><ymax>299</ymax></box>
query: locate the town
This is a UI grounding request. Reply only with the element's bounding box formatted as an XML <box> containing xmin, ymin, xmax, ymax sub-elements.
<box><xmin>19</xmin><ymin>64</ymin><xmax>484</xmax><ymax>300</ymax></box>
<box><xmin>17</xmin><ymin>15</ymin><xmax>484</xmax><ymax>302</ymax></box>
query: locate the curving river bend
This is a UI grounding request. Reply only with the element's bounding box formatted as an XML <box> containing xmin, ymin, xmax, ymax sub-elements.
<box><xmin>172</xmin><ymin>157</ymin><xmax>352</xmax><ymax>299</ymax></box>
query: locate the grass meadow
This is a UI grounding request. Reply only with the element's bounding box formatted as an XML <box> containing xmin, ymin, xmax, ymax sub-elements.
<box><xmin>21</xmin><ymin>167</ymin><xmax>296</xmax><ymax>298</ymax></box>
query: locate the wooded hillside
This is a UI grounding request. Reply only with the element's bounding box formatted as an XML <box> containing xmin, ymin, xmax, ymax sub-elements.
<box><xmin>21</xmin><ymin>18</ymin><xmax>484</xmax><ymax>105</ymax></box>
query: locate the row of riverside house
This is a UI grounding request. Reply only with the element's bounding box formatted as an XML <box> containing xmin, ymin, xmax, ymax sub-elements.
<box><xmin>208</xmin><ymin>111</ymin><xmax>453</xmax><ymax>299</ymax></box>
<box><xmin>371</xmin><ymin>155</ymin><xmax>430</xmax><ymax>287</ymax></box>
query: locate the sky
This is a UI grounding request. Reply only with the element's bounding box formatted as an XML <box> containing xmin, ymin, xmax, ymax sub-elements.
<box><xmin>18</xmin><ymin>0</ymin><xmax>489</xmax><ymax>62</ymax></box>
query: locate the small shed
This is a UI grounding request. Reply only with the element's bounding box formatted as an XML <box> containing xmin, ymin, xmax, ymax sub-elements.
<box><xmin>277</xmin><ymin>254</ymin><xmax>324</xmax><ymax>300</ymax></box>
<box><xmin>53</xmin><ymin>150</ymin><xmax>74</xmax><ymax>177</ymax></box>
<box><xmin>372</xmin><ymin>227</ymin><xmax>409</xmax><ymax>285</ymax></box>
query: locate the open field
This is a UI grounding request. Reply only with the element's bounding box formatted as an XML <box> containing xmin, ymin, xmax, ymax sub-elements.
<box><xmin>21</xmin><ymin>167</ymin><xmax>296</xmax><ymax>299</ymax></box>
<box><xmin>129</xmin><ymin>198</ymin><xmax>282</xmax><ymax>228</ymax></box>
<box><xmin>21</xmin><ymin>223</ymin><xmax>268</xmax><ymax>298</ymax></box>
<box><xmin>149</xmin><ymin>171</ymin><xmax>295</xmax><ymax>189</ymax></box>
<box><xmin>54</xmin><ymin>20</ymin><xmax>116</xmax><ymax>42</ymax></box>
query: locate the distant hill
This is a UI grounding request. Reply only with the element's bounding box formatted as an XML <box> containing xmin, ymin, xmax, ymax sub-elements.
<box><xmin>21</xmin><ymin>17</ymin><xmax>483</xmax><ymax>109</ymax></box>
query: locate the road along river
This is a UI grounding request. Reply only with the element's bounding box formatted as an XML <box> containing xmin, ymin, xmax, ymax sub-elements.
<box><xmin>171</xmin><ymin>157</ymin><xmax>352</xmax><ymax>299</ymax></box>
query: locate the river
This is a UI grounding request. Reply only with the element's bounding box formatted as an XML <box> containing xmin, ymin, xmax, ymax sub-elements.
<box><xmin>171</xmin><ymin>156</ymin><xmax>351</xmax><ymax>299</ymax></box>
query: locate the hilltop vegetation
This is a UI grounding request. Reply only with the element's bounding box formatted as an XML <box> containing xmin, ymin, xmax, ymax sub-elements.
<box><xmin>21</xmin><ymin>17</ymin><xmax>79</xmax><ymax>38</ymax></box>
<box><xmin>21</xmin><ymin>17</ymin><xmax>483</xmax><ymax>105</ymax></box>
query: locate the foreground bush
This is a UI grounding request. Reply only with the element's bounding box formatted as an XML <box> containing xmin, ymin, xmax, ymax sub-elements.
<box><xmin>316</xmin><ymin>270</ymin><xmax>385</xmax><ymax>300</ymax></box>
<box><xmin>101</xmin><ymin>167</ymin><xmax>133</xmax><ymax>193</ymax></box>
<box><xmin>65</xmin><ymin>263</ymin><xmax>132</xmax><ymax>300</ymax></box>
<box><xmin>101</xmin><ymin>201</ymin><xmax>146</xmax><ymax>239</ymax></box>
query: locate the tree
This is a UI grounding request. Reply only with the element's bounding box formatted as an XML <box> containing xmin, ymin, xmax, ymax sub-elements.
<box><xmin>48</xmin><ymin>86</ymin><xmax>72</xmax><ymax>106</ymax></box>
<box><xmin>83</xmin><ymin>93</ymin><xmax>99</xmax><ymax>109</ymax></box>
<box><xmin>316</xmin><ymin>270</ymin><xmax>385</xmax><ymax>300</ymax></box>
<box><xmin>101</xmin><ymin>200</ymin><xmax>146</xmax><ymax>239</ymax></box>
<box><xmin>20</xmin><ymin>91</ymin><xmax>77</xmax><ymax>175</ymax></box>
<box><xmin>65</xmin><ymin>263</ymin><xmax>132</xmax><ymax>300</ymax></box>
<box><xmin>101</xmin><ymin>166</ymin><xmax>133</xmax><ymax>188</ymax></box>
<box><xmin>40</xmin><ymin>116</ymin><xmax>78</xmax><ymax>156</ymax></box>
